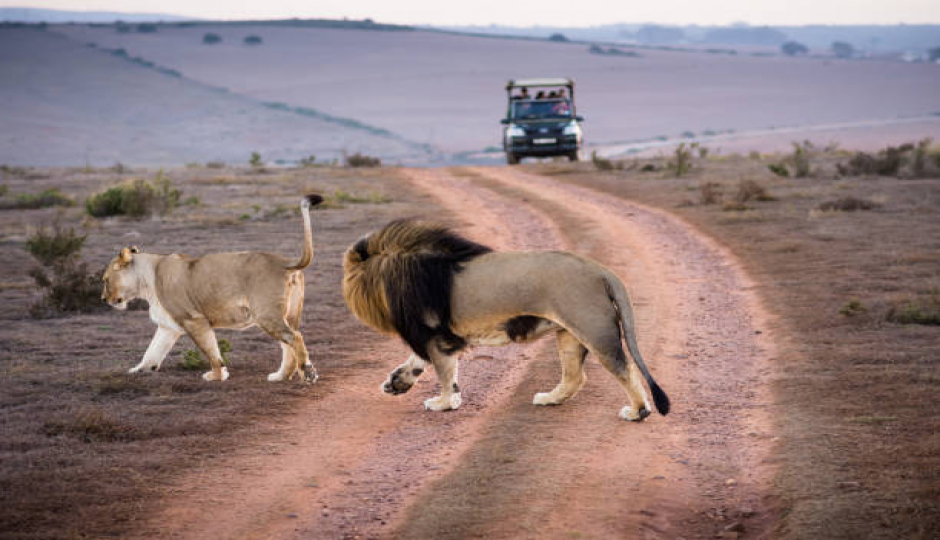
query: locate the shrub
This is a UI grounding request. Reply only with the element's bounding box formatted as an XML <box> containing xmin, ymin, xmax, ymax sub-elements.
<box><xmin>344</xmin><ymin>152</ymin><xmax>381</xmax><ymax>168</ymax></box>
<box><xmin>0</xmin><ymin>188</ymin><xmax>73</xmax><ymax>210</ymax></box>
<box><xmin>834</xmin><ymin>140</ymin><xmax>938</xmax><ymax>178</ymax></box>
<box><xmin>202</xmin><ymin>33</ymin><xmax>222</xmax><ymax>45</ymax></box>
<box><xmin>548</xmin><ymin>33</ymin><xmax>569</xmax><ymax>42</ymax></box>
<box><xmin>244</xmin><ymin>35</ymin><xmax>263</xmax><ymax>45</ymax></box>
<box><xmin>831</xmin><ymin>41</ymin><xmax>854</xmax><ymax>58</ymax></box>
<box><xmin>699</xmin><ymin>182</ymin><xmax>723</xmax><ymax>205</ymax></box>
<box><xmin>180</xmin><ymin>339</ymin><xmax>232</xmax><ymax>370</ymax></box>
<box><xmin>789</xmin><ymin>141</ymin><xmax>813</xmax><ymax>177</ymax></box>
<box><xmin>839</xmin><ymin>299</ymin><xmax>867</xmax><ymax>318</ymax></box>
<box><xmin>781</xmin><ymin>41</ymin><xmax>808</xmax><ymax>56</ymax></box>
<box><xmin>25</xmin><ymin>221</ymin><xmax>104</xmax><ymax>317</ymax></box>
<box><xmin>249</xmin><ymin>151</ymin><xmax>263</xmax><ymax>167</ymax></box>
<box><xmin>85</xmin><ymin>172</ymin><xmax>180</xmax><ymax>218</ymax></box>
<box><xmin>735</xmin><ymin>180</ymin><xmax>775</xmax><ymax>202</ymax></box>
<box><xmin>328</xmin><ymin>189</ymin><xmax>390</xmax><ymax>204</ymax></box>
<box><xmin>817</xmin><ymin>197</ymin><xmax>878</xmax><ymax>211</ymax></box>
<box><xmin>299</xmin><ymin>155</ymin><xmax>317</xmax><ymax>167</ymax></box>
<box><xmin>671</xmin><ymin>143</ymin><xmax>693</xmax><ymax>176</ymax></box>
<box><xmin>136</xmin><ymin>23</ymin><xmax>158</xmax><ymax>33</ymax></box>
<box><xmin>767</xmin><ymin>163</ymin><xmax>789</xmax><ymax>177</ymax></box>
<box><xmin>886</xmin><ymin>293</ymin><xmax>940</xmax><ymax>326</ymax></box>
<box><xmin>591</xmin><ymin>151</ymin><xmax>616</xmax><ymax>171</ymax></box>
<box><xmin>0</xmin><ymin>184</ymin><xmax>7</xmax><ymax>196</ymax></box>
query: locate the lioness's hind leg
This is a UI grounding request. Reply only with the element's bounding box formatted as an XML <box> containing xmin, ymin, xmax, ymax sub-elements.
<box><xmin>183</xmin><ymin>321</ymin><xmax>229</xmax><ymax>382</ymax></box>
<box><xmin>284</xmin><ymin>275</ymin><xmax>316</xmax><ymax>383</ymax></box>
<box><xmin>534</xmin><ymin>330</ymin><xmax>588</xmax><ymax>406</ymax></box>
<box><xmin>259</xmin><ymin>315</ymin><xmax>309</xmax><ymax>383</ymax></box>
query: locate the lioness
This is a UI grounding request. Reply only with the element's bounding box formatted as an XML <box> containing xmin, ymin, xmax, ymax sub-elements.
<box><xmin>101</xmin><ymin>194</ymin><xmax>323</xmax><ymax>382</ymax></box>
<box><xmin>342</xmin><ymin>219</ymin><xmax>670</xmax><ymax>421</ymax></box>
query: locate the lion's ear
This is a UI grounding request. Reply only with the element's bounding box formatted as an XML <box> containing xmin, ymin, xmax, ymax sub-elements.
<box><xmin>119</xmin><ymin>247</ymin><xmax>135</xmax><ymax>265</ymax></box>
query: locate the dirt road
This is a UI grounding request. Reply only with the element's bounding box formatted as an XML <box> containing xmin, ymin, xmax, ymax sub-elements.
<box><xmin>138</xmin><ymin>166</ymin><xmax>778</xmax><ymax>539</ymax></box>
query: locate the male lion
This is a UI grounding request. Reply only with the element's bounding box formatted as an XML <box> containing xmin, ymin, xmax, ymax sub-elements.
<box><xmin>101</xmin><ymin>194</ymin><xmax>323</xmax><ymax>382</ymax></box>
<box><xmin>342</xmin><ymin>219</ymin><xmax>670</xmax><ymax>421</ymax></box>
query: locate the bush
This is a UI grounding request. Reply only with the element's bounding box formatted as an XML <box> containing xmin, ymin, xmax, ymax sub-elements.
<box><xmin>886</xmin><ymin>293</ymin><xmax>940</xmax><ymax>326</ymax></box>
<box><xmin>180</xmin><ymin>339</ymin><xmax>232</xmax><ymax>370</ymax></box>
<box><xmin>136</xmin><ymin>23</ymin><xmax>158</xmax><ymax>33</ymax></box>
<box><xmin>344</xmin><ymin>152</ymin><xmax>381</xmax><ymax>168</ymax></box>
<box><xmin>831</xmin><ymin>41</ymin><xmax>854</xmax><ymax>58</ymax></box>
<box><xmin>25</xmin><ymin>221</ymin><xmax>105</xmax><ymax>317</ymax></box>
<box><xmin>699</xmin><ymin>182</ymin><xmax>723</xmax><ymax>205</ymax></box>
<box><xmin>202</xmin><ymin>33</ymin><xmax>222</xmax><ymax>45</ymax></box>
<box><xmin>835</xmin><ymin>140</ymin><xmax>936</xmax><ymax>177</ymax></box>
<box><xmin>781</xmin><ymin>41</ymin><xmax>808</xmax><ymax>56</ymax></box>
<box><xmin>548</xmin><ymin>33</ymin><xmax>569</xmax><ymax>42</ymax></box>
<box><xmin>735</xmin><ymin>180</ymin><xmax>775</xmax><ymax>202</ymax></box>
<box><xmin>591</xmin><ymin>151</ymin><xmax>616</xmax><ymax>171</ymax></box>
<box><xmin>670</xmin><ymin>143</ymin><xmax>693</xmax><ymax>176</ymax></box>
<box><xmin>298</xmin><ymin>155</ymin><xmax>318</xmax><ymax>167</ymax></box>
<box><xmin>85</xmin><ymin>172</ymin><xmax>180</xmax><ymax>218</ymax></box>
<box><xmin>817</xmin><ymin>197</ymin><xmax>878</xmax><ymax>212</ymax></box>
<box><xmin>767</xmin><ymin>163</ymin><xmax>789</xmax><ymax>177</ymax></box>
<box><xmin>249</xmin><ymin>151</ymin><xmax>263</xmax><ymax>168</ymax></box>
<box><xmin>0</xmin><ymin>188</ymin><xmax>73</xmax><ymax>210</ymax></box>
<box><xmin>244</xmin><ymin>35</ymin><xmax>263</xmax><ymax>45</ymax></box>
<box><xmin>789</xmin><ymin>141</ymin><xmax>813</xmax><ymax>178</ymax></box>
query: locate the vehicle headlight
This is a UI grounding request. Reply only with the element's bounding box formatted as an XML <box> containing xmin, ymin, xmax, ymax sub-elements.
<box><xmin>506</xmin><ymin>125</ymin><xmax>526</xmax><ymax>138</ymax></box>
<box><xmin>563</xmin><ymin>121</ymin><xmax>581</xmax><ymax>136</ymax></box>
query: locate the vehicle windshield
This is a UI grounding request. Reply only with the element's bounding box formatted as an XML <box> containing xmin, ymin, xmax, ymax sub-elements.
<box><xmin>511</xmin><ymin>99</ymin><xmax>572</xmax><ymax>120</ymax></box>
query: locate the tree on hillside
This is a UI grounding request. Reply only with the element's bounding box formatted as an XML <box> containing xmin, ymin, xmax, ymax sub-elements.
<box><xmin>929</xmin><ymin>46</ymin><xmax>940</xmax><ymax>62</ymax></box>
<box><xmin>781</xmin><ymin>41</ymin><xmax>809</xmax><ymax>56</ymax></box>
<box><xmin>202</xmin><ymin>33</ymin><xmax>222</xmax><ymax>45</ymax></box>
<box><xmin>831</xmin><ymin>41</ymin><xmax>854</xmax><ymax>58</ymax></box>
<box><xmin>548</xmin><ymin>33</ymin><xmax>569</xmax><ymax>43</ymax></box>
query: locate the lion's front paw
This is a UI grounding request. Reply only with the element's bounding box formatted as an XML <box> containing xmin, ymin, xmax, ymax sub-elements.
<box><xmin>382</xmin><ymin>368</ymin><xmax>413</xmax><ymax>395</ymax></box>
<box><xmin>533</xmin><ymin>391</ymin><xmax>563</xmax><ymax>406</ymax></box>
<box><xmin>619</xmin><ymin>404</ymin><xmax>651</xmax><ymax>422</ymax></box>
<box><xmin>203</xmin><ymin>367</ymin><xmax>230</xmax><ymax>382</ymax></box>
<box><xmin>424</xmin><ymin>393</ymin><xmax>462</xmax><ymax>411</ymax></box>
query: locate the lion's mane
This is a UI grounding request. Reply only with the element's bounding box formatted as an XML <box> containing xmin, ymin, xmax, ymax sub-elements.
<box><xmin>342</xmin><ymin>219</ymin><xmax>492</xmax><ymax>360</ymax></box>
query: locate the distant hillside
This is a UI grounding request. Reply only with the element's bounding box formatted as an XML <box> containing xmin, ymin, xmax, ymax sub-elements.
<box><xmin>0</xmin><ymin>7</ymin><xmax>191</xmax><ymax>23</ymax></box>
<box><xmin>437</xmin><ymin>23</ymin><xmax>940</xmax><ymax>53</ymax></box>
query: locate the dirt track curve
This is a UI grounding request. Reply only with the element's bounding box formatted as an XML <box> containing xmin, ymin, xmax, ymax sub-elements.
<box><xmin>138</xmin><ymin>166</ymin><xmax>778</xmax><ymax>539</ymax></box>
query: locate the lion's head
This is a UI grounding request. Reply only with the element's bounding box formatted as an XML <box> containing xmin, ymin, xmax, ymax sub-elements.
<box><xmin>342</xmin><ymin>219</ymin><xmax>492</xmax><ymax>359</ymax></box>
<box><xmin>101</xmin><ymin>246</ymin><xmax>140</xmax><ymax>310</ymax></box>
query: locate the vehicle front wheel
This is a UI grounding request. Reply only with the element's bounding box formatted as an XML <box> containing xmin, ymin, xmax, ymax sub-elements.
<box><xmin>567</xmin><ymin>151</ymin><xmax>579</xmax><ymax>162</ymax></box>
<box><xmin>506</xmin><ymin>152</ymin><xmax>520</xmax><ymax>165</ymax></box>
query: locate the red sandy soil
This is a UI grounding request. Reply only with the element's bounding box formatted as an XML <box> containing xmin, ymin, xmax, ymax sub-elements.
<box><xmin>132</xmin><ymin>166</ymin><xmax>778</xmax><ymax>539</ymax></box>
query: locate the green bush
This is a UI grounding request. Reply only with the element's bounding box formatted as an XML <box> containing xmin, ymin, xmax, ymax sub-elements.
<box><xmin>0</xmin><ymin>188</ymin><xmax>73</xmax><ymax>210</ymax></box>
<box><xmin>886</xmin><ymin>294</ymin><xmax>940</xmax><ymax>326</ymax></box>
<box><xmin>26</xmin><ymin>221</ymin><xmax>104</xmax><ymax>317</ymax></box>
<box><xmin>180</xmin><ymin>339</ymin><xmax>232</xmax><ymax>370</ymax></box>
<box><xmin>203</xmin><ymin>33</ymin><xmax>222</xmax><ymax>44</ymax></box>
<box><xmin>790</xmin><ymin>140</ymin><xmax>813</xmax><ymax>178</ymax></box>
<box><xmin>671</xmin><ymin>143</ymin><xmax>693</xmax><ymax>176</ymax></box>
<box><xmin>85</xmin><ymin>173</ymin><xmax>180</xmax><ymax>218</ymax></box>
<box><xmin>344</xmin><ymin>152</ymin><xmax>381</xmax><ymax>168</ymax></box>
<box><xmin>767</xmin><ymin>163</ymin><xmax>789</xmax><ymax>177</ymax></box>
<box><xmin>249</xmin><ymin>151</ymin><xmax>263</xmax><ymax>167</ymax></box>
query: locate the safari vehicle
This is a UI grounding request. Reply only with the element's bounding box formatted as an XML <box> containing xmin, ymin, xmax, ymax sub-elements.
<box><xmin>501</xmin><ymin>77</ymin><xmax>583</xmax><ymax>165</ymax></box>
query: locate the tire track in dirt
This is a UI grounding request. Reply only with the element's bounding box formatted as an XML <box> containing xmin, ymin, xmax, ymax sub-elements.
<box><xmin>386</xmin><ymin>166</ymin><xmax>778</xmax><ymax>539</ymax></box>
<box><xmin>135</xmin><ymin>168</ymin><xmax>567</xmax><ymax>540</ymax></box>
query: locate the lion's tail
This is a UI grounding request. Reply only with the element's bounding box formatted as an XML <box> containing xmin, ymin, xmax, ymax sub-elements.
<box><xmin>604</xmin><ymin>273</ymin><xmax>671</xmax><ymax>416</ymax></box>
<box><xmin>286</xmin><ymin>194</ymin><xmax>324</xmax><ymax>270</ymax></box>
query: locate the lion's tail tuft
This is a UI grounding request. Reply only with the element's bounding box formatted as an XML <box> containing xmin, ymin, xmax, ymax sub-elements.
<box><xmin>287</xmin><ymin>194</ymin><xmax>321</xmax><ymax>270</ymax></box>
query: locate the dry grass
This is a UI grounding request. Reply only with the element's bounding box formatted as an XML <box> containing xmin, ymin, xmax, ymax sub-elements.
<box><xmin>528</xmin><ymin>147</ymin><xmax>940</xmax><ymax>539</ymax></box>
<box><xmin>0</xmin><ymin>166</ymin><xmax>426</xmax><ymax>540</ymax></box>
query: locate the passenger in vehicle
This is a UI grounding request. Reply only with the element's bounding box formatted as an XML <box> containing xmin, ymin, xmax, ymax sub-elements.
<box><xmin>513</xmin><ymin>87</ymin><xmax>530</xmax><ymax>100</ymax></box>
<box><xmin>535</xmin><ymin>91</ymin><xmax>545</xmax><ymax>99</ymax></box>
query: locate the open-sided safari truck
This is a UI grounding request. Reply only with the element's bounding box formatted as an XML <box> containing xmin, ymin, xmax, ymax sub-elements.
<box><xmin>501</xmin><ymin>77</ymin><xmax>584</xmax><ymax>165</ymax></box>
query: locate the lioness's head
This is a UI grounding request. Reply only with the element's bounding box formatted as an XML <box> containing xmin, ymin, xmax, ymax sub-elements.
<box><xmin>101</xmin><ymin>246</ymin><xmax>139</xmax><ymax>310</ymax></box>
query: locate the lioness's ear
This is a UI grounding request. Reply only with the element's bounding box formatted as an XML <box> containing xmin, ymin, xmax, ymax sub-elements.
<box><xmin>119</xmin><ymin>247</ymin><xmax>135</xmax><ymax>264</ymax></box>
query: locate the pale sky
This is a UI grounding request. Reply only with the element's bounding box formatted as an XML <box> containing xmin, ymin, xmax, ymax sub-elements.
<box><xmin>4</xmin><ymin>0</ymin><xmax>940</xmax><ymax>26</ymax></box>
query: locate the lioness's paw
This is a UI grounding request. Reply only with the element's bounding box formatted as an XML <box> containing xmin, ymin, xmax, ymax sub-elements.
<box><xmin>533</xmin><ymin>392</ymin><xmax>563</xmax><ymax>406</ymax></box>
<box><xmin>619</xmin><ymin>405</ymin><xmax>652</xmax><ymax>422</ymax></box>
<box><xmin>424</xmin><ymin>393</ymin><xmax>462</xmax><ymax>411</ymax></box>
<box><xmin>267</xmin><ymin>372</ymin><xmax>286</xmax><ymax>382</ymax></box>
<box><xmin>202</xmin><ymin>367</ymin><xmax>230</xmax><ymax>382</ymax></box>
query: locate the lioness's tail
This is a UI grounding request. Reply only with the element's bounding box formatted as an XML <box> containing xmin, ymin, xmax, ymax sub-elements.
<box><xmin>604</xmin><ymin>273</ymin><xmax>671</xmax><ymax>415</ymax></box>
<box><xmin>287</xmin><ymin>194</ymin><xmax>323</xmax><ymax>270</ymax></box>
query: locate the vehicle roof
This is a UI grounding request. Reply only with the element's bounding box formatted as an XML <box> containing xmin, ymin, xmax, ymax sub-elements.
<box><xmin>506</xmin><ymin>77</ymin><xmax>574</xmax><ymax>89</ymax></box>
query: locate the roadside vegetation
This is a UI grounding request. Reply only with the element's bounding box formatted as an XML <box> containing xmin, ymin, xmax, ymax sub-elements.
<box><xmin>529</xmin><ymin>141</ymin><xmax>940</xmax><ymax>538</ymax></box>
<box><xmin>85</xmin><ymin>172</ymin><xmax>181</xmax><ymax>218</ymax></box>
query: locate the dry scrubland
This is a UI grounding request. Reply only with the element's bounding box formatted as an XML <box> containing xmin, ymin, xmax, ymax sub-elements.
<box><xmin>2</xmin><ymin>24</ymin><xmax>939</xmax><ymax>166</ymax></box>
<box><xmin>535</xmin><ymin>143</ymin><xmax>940</xmax><ymax>538</ymax></box>
<box><xmin>0</xmin><ymin>164</ymin><xmax>431</xmax><ymax>539</ymax></box>
<box><xmin>0</xmin><ymin>141</ymin><xmax>937</xmax><ymax>538</ymax></box>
